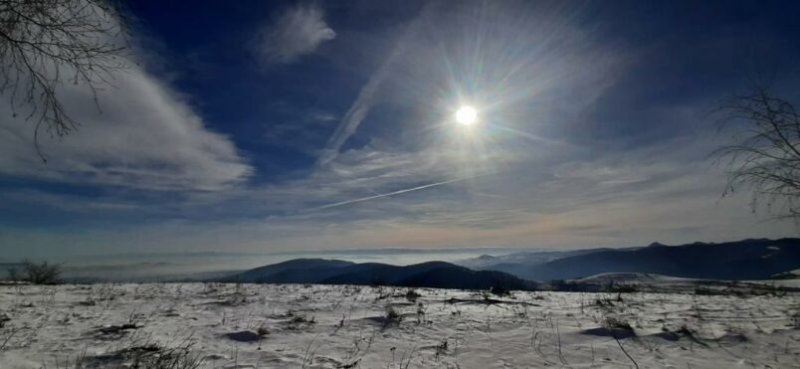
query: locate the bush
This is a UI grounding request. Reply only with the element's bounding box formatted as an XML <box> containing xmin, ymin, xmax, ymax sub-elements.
<box><xmin>8</xmin><ymin>260</ymin><xmax>62</xmax><ymax>284</ymax></box>
<box><xmin>489</xmin><ymin>286</ymin><xmax>511</xmax><ymax>296</ymax></box>
<box><xmin>405</xmin><ymin>289</ymin><xmax>421</xmax><ymax>302</ymax></box>
<box><xmin>609</xmin><ymin>284</ymin><xmax>639</xmax><ymax>293</ymax></box>
<box><xmin>77</xmin><ymin>341</ymin><xmax>204</xmax><ymax>369</ymax></box>
<box><xmin>385</xmin><ymin>305</ymin><xmax>402</xmax><ymax>322</ymax></box>
<box><xmin>603</xmin><ymin>316</ymin><xmax>633</xmax><ymax>331</ymax></box>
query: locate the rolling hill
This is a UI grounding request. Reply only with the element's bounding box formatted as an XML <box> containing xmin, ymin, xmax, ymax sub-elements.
<box><xmin>467</xmin><ymin>238</ymin><xmax>800</xmax><ymax>281</ymax></box>
<box><xmin>226</xmin><ymin>259</ymin><xmax>538</xmax><ymax>290</ymax></box>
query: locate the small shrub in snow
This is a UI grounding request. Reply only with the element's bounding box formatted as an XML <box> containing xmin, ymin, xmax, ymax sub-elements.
<box><xmin>603</xmin><ymin>316</ymin><xmax>634</xmax><ymax>332</ymax></box>
<box><xmin>290</xmin><ymin>315</ymin><xmax>316</xmax><ymax>325</ymax></box>
<box><xmin>8</xmin><ymin>260</ymin><xmax>62</xmax><ymax>285</ymax></box>
<box><xmin>480</xmin><ymin>292</ymin><xmax>502</xmax><ymax>304</ymax></box>
<box><xmin>385</xmin><ymin>305</ymin><xmax>402</xmax><ymax>323</ymax></box>
<box><xmin>489</xmin><ymin>286</ymin><xmax>510</xmax><ymax>297</ymax></box>
<box><xmin>225</xmin><ymin>330</ymin><xmax>263</xmax><ymax>342</ymax></box>
<box><xmin>405</xmin><ymin>289</ymin><xmax>421</xmax><ymax>302</ymax></box>
<box><xmin>415</xmin><ymin>302</ymin><xmax>426</xmax><ymax>324</ymax></box>
<box><xmin>610</xmin><ymin>284</ymin><xmax>639</xmax><ymax>293</ymax></box>
<box><xmin>434</xmin><ymin>339</ymin><xmax>448</xmax><ymax>359</ymax></box>
<box><xmin>62</xmin><ymin>340</ymin><xmax>204</xmax><ymax>369</ymax></box>
<box><xmin>97</xmin><ymin>323</ymin><xmax>139</xmax><ymax>336</ymax></box>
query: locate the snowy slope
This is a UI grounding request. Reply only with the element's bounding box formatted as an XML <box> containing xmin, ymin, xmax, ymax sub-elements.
<box><xmin>1</xmin><ymin>283</ymin><xmax>799</xmax><ymax>368</ymax></box>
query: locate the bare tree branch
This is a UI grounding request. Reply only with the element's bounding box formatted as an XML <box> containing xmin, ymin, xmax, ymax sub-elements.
<box><xmin>0</xmin><ymin>0</ymin><xmax>129</xmax><ymax>161</ymax></box>
<box><xmin>713</xmin><ymin>86</ymin><xmax>800</xmax><ymax>220</ymax></box>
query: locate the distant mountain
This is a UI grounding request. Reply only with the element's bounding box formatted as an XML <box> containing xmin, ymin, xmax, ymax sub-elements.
<box><xmin>232</xmin><ymin>259</ymin><xmax>357</xmax><ymax>284</ymax></box>
<box><xmin>221</xmin><ymin>238</ymin><xmax>800</xmax><ymax>287</ymax></box>
<box><xmin>455</xmin><ymin>248</ymin><xmax>607</xmax><ymax>270</ymax></box>
<box><xmin>227</xmin><ymin>259</ymin><xmax>538</xmax><ymax>291</ymax></box>
<box><xmin>472</xmin><ymin>238</ymin><xmax>800</xmax><ymax>281</ymax></box>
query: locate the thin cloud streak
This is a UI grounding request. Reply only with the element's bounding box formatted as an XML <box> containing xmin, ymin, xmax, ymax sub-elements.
<box><xmin>317</xmin><ymin>4</ymin><xmax>434</xmax><ymax>166</ymax></box>
<box><xmin>4</xmin><ymin>1</ymin><xmax>800</xmax><ymax>257</ymax></box>
<box><xmin>313</xmin><ymin>172</ymin><xmax>489</xmax><ymax>211</ymax></box>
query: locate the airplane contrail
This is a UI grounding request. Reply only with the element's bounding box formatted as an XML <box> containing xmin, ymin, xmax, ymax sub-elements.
<box><xmin>314</xmin><ymin>173</ymin><xmax>486</xmax><ymax>211</ymax></box>
<box><xmin>316</xmin><ymin>4</ymin><xmax>434</xmax><ymax>167</ymax></box>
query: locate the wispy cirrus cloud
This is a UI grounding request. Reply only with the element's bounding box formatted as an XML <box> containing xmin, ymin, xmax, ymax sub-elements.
<box><xmin>0</xmin><ymin>10</ymin><xmax>252</xmax><ymax>191</ymax></box>
<box><xmin>254</xmin><ymin>3</ymin><xmax>336</xmax><ymax>65</ymax></box>
<box><xmin>0</xmin><ymin>66</ymin><xmax>252</xmax><ymax>191</ymax></box>
<box><xmin>317</xmin><ymin>3</ymin><xmax>434</xmax><ymax>166</ymax></box>
<box><xmin>4</xmin><ymin>1</ymin><xmax>800</xmax><ymax>259</ymax></box>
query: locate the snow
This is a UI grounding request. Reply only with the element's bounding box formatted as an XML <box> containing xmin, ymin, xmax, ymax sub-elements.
<box><xmin>1</xmin><ymin>283</ymin><xmax>799</xmax><ymax>368</ymax></box>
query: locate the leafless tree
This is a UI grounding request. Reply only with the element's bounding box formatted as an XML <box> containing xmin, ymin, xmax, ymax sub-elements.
<box><xmin>0</xmin><ymin>0</ymin><xmax>128</xmax><ymax>160</ymax></box>
<box><xmin>714</xmin><ymin>86</ymin><xmax>800</xmax><ymax>219</ymax></box>
<box><xmin>10</xmin><ymin>259</ymin><xmax>62</xmax><ymax>284</ymax></box>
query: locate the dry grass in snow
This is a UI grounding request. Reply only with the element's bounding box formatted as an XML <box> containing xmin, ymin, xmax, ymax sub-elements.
<box><xmin>0</xmin><ymin>283</ymin><xmax>799</xmax><ymax>368</ymax></box>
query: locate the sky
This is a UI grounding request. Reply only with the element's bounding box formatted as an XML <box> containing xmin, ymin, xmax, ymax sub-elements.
<box><xmin>2</xmin><ymin>0</ymin><xmax>800</xmax><ymax>259</ymax></box>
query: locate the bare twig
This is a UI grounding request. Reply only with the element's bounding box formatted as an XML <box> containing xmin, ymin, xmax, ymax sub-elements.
<box><xmin>713</xmin><ymin>86</ymin><xmax>800</xmax><ymax>220</ymax></box>
<box><xmin>0</xmin><ymin>0</ymin><xmax>129</xmax><ymax>160</ymax></box>
<box><xmin>612</xmin><ymin>333</ymin><xmax>639</xmax><ymax>369</ymax></box>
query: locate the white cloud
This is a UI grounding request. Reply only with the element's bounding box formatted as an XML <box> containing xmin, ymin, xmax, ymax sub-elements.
<box><xmin>255</xmin><ymin>3</ymin><xmax>336</xmax><ymax>64</ymax></box>
<box><xmin>317</xmin><ymin>4</ymin><xmax>436</xmax><ymax>166</ymax></box>
<box><xmin>4</xmin><ymin>1</ymin><xmax>799</xmax><ymax>258</ymax></box>
<box><xmin>554</xmin><ymin>162</ymin><xmax>650</xmax><ymax>185</ymax></box>
<box><xmin>0</xmin><ymin>64</ymin><xmax>252</xmax><ymax>191</ymax></box>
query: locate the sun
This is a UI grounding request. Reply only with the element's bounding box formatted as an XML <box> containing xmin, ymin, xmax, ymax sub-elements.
<box><xmin>455</xmin><ymin>105</ymin><xmax>478</xmax><ymax>125</ymax></box>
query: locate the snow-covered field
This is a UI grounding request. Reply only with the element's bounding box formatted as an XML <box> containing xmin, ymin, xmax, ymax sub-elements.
<box><xmin>1</xmin><ymin>283</ymin><xmax>799</xmax><ymax>368</ymax></box>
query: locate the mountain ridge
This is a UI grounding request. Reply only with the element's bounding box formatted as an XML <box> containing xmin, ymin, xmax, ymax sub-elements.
<box><xmin>226</xmin><ymin>259</ymin><xmax>539</xmax><ymax>291</ymax></box>
<box><xmin>469</xmin><ymin>238</ymin><xmax>800</xmax><ymax>281</ymax></box>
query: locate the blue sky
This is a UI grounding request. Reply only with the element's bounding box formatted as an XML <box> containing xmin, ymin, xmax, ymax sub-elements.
<box><xmin>2</xmin><ymin>0</ymin><xmax>800</xmax><ymax>258</ymax></box>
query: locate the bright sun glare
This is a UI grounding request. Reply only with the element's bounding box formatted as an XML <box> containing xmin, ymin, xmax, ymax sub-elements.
<box><xmin>455</xmin><ymin>105</ymin><xmax>478</xmax><ymax>125</ymax></box>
